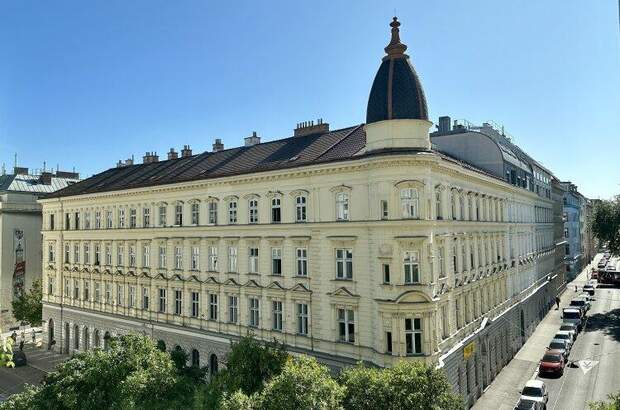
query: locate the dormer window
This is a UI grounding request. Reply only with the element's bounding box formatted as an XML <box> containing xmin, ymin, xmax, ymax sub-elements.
<box><xmin>400</xmin><ymin>188</ymin><xmax>419</xmax><ymax>219</ymax></box>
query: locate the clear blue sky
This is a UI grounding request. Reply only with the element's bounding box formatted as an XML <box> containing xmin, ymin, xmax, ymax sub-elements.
<box><xmin>1</xmin><ymin>1</ymin><xmax>618</xmax><ymax>198</ymax></box>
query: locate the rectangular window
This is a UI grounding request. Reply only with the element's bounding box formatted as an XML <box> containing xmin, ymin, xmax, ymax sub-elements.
<box><xmin>175</xmin><ymin>246</ymin><xmax>182</xmax><ymax>270</ymax></box>
<box><xmin>248</xmin><ymin>247</ymin><xmax>259</xmax><ymax>274</ymax></box>
<box><xmin>94</xmin><ymin>245</ymin><xmax>101</xmax><ymax>266</ymax></box>
<box><xmin>118</xmin><ymin>209</ymin><xmax>125</xmax><ymax>228</ymax></box>
<box><xmin>228</xmin><ymin>295</ymin><xmax>238</xmax><ymax>323</ymax></box>
<box><xmin>129</xmin><ymin>245</ymin><xmax>136</xmax><ymax>267</ymax></box>
<box><xmin>400</xmin><ymin>188</ymin><xmax>419</xmax><ymax>218</ymax></box>
<box><xmin>249</xmin><ymin>297</ymin><xmax>259</xmax><ymax>327</ymax></box>
<box><xmin>272</xmin><ymin>300</ymin><xmax>283</xmax><ymax>331</ymax></box>
<box><xmin>296</xmin><ymin>196</ymin><xmax>307</xmax><ymax>222</ymax></box>
<box><xmin>271</xmin><ymin>248</ymin><xmax>282</xmax><ymax>275</ymax></box>
<box><xmin>296</xmin><ymin>248</ymin><xmax>308</xmax><ymax>276</ymax></box>
<box><xmin>338</xmin><ymin>308</ymin><xmax>355</xmax><ymax>343</ymax></box>
<box><xmin>143</xmin><ymin>208</ymin><xmax>150</xmax><ymax>227</ymax></box>
<box><xmin>175</xmin><ymin>204</ymin><xmax>183</xmax><ymax>226</ymax></box>
<box><xmin>191</xmin><ymin>246</ymin><xmax>200</xmax><ymax>271</ymax></box>
<box><xmin>95</xmin><ymin>282</ymin><xmax>101</xmax><ymax>302</ymax></box>
<box><xmin>336</xmin><ymin>249</ymin><xmax>353</xmax><ymax>279</ymax></box>
<box><xmin>208</xmin><ymin>202</ymin><xmax>218</xmax><ymax>224</ymax></box>
<box><xmin>381</xmin><ymin>200</ymin><xmax>388</xmax><ymax>220</ymax></box>
<box><xmin>83</xmin><ymin>244</ymin><xmax>90</xmax><ymax>264</ymax></box>
<box><xmin>228</xmin><ymin>246</ymin><xmax>237</xmax><ymax>272</ymax></box>
<box><xmin>209</xmin><ymin>294</ymin><xmax>218</xmax><ymax>320</ymax></box>
<box><xmin>208</xmin><ymin>246</ymin><xmax>218</xmax><ymax>271</ymax></box>
<box><xmin>248</xmin><ymin>199</ymin><xmax>258</xmax><ymax>224</ymax></box>
<box><xmin>50</xmin><ymin>213</ymin><xmax>55</xmax><ymax>230</ymax></box>
<box><xmin>117</xmin><ymin>245</ymin><xmax>124</xmax><ymax>266</ymax></box>
<box><xmin>73</xmin><ymin>279</ymin><xmax>79</xmax><ymax>299</ymax></box>
<box><xmin>129</xmin><ymin>208</ymin><xmax>137</xmax><ymax>228</ymax></box>
<box><xmin>83</xmin><ymin>280</ymin><xmax>89</xmax><ymax>301</ymax></box>
<box><xmin>191</xmin><ymin>203</ymin><xmax>200</xmax><ymax>225</ymax></box>
<box><xmin>404</xmin><ymin>251</ymin><xmax>420</xmax><ymax>284</ymax></box>
<box><xmin>84</xmin><ymin>212</ymin><xmax>91</xmax><ymax>229</ymax></box>
<box><xmin>336</xmin><ymin>192</ymin><xmax>349</xmax><ymax>221</ymax></box>
<box><xmin>105</xmin><ymin>283</ymin><xmax>111</xmax><ymax>303</ymax></box>
<box><xmin>174</xmin><ymin>290</ymin><xmax>182</xmax><ymax>315</ymax></box>
<box><xmin>159</xmin><ymin>205</ymin><xmax>167</xmax><ymax>226</ymax></box>
<box><xmin>405</xmin><ymin>318</ymin><xmax>422</xmax><ymax>355</ymax></box>
<box><xmin>65</xmin><ymin>213</ymin><xmax>70</xmax><ymax>230</ymax></box>
<box><xmin>382</xmin><ymin>264</ymin><xmax>391</xmax><ymax>284</ymax></box>
<box><xmin>158</xmin><ymin>288</ymin><xmax>167</xmax><ymax>313</ymax></box>
<box><xmin>117</xmin><ymin>284</ymin><xmax>124</xmax><ymax>306</ymax></box>
<box><xmin>106</xmin><ymin>211</ymin><xmax>113</xmax><ymax>229</ymax></box>
<box><xmin>228</xmin><ymin>201</ymin><xmax>237</xmax><ymax>224</ymax></box>
<box><xmin>386</xmin><ymin>331</ymin><xmax>393</xmax><ymax>354</ymax></box>
<box><xmin>48</xmin><ymin>244</ymin><xmax>55</xmax><ymax>263</ymax></box>
<box><xmin>271</xmin><ymin>198</ymin><xmax>281</xmax><ymax>223</ymax></box>
<box><xmin>297</xmin><ymin>303</ymin><xmax>309</xmax><ymax>335</ymax></box>
<box><xmin>191</xmin><ymin>291</ymin><xmax>200</xmax><ymax>318</ymax></box>
<box><xmin>142</xmin><ymin>287</ymin><xmax>150</xmax><ymax>310</ymax></box>
<box><xmin>64</xmin><ymin>278</ymin><xmax>70</xmax><ymax>297</ymax></box>
<box><xmin>74</xmin><ymin>244</ymin><xmax>80</xmax><ymax>263</ymax></box>
<box><xmin>64</xmin><ymin>244</ymin><xmax>70</xmax><ymax>263</ymax></box>
<box><xmin>75</xmin><ymin>212</ymin><xmax>80</xmax><ymax>229</ymax></box>
<box><xmin>159</xmin><ymin>246</ymin><xmax>166</xmax><ymax>269</ymax></box>
<box><xmin>143</xmin><ymin>245</ymin><xmax>150</xmax><ymax>267</ymax></box>
<box><xmin>129</xmin><ymin>286</ymin><xmax>136</xmax><ymax>308</ymax></box>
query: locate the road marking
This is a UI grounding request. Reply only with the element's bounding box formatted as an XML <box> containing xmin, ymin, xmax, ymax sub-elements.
<box><xmin>578</xmin><ymin>360</ymin><xmax>599</xmax><ymax>375</ymax></box>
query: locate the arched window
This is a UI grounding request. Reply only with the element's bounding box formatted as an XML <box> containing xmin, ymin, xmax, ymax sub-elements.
<box><xmin>74</xmin><ymin>325</ymin><xmax>80</xmax><ymax>349</ymax></box>
<box><xmin>209</xmin><ymin>354</ymin><xmax>218</xmax><ymax>376</ymax></box>
<box><xmin>191</xmin><ymin>349</ymin><xmax>200</xmax><ymax>367</ymax></box>
<box><xmin>84</xmin><ymin>328</ymin><xmax>90</xmax><ymax>351</ymax></box>
<box><xmin>435</xmin><ymin>189</ymin><xmax>443</xmax><ymax>220</ymax></box>
<box><xmin>451</xmin><ymin>191</ymin><xmax>458</xmax><ymax>220</ymax></box>
<box><xmin>64</xmin><ymin>323</ymin><xmax>70</xmax><ymax>353</ymax></box>
<box><xmin>248</xmin><ymin>199</ymin><xmax>259</xmax><ymax>224</ymax></box>
<box><xmin>295</xmin><ymin>196</ymin><xmax>307</xmax><ymax>222</ymax></box>
<box><xmin>400</xmin><ymin>188</ymin><xmax>419</xmax><ymax>219</ymax></box>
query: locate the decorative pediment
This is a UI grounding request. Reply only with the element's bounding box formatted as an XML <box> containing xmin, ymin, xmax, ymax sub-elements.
<box><xmin>288</xmin><ymin>189</ymin><xmax>309</xmax><ymax>198</ymax></box>
<box><xmin>223</xmin><ymin>278</ymin><xmax>240</xmax><ymax>287</ymax></box>
<box><xmin>71</xmin><ymin>266</ymin><xmax>79</xmax><ymax>272</ymax></box>
<box><xmin>188</xmin><ymin>198</ymin><xmax>201</xmax><ymax>204</ymax></box>
<box><xmin>206</xmin><ymin>196</ymin><xmax>219</xmax><ymax>202</ymax></box>
<box><xmin>328</xmin><ymin>286</ymin><xmax>359</xmax><ymax>298</ymax></box>
<box><xmin>266</xmin><ymin>190</ymin><xmax>284</xmax><ymax>198</ymax></box>
<box><xmin>242</xmin><ymin>193</ymin><xmax>261</xmax><ymax>200</ymax></box>
<box><xmin>267</xmin><ymin>281</ymin><xmax>286</xmax><ymax>290</ymax></box>
<box><xmin>171</xmin><ymin>273</ymin><xmax>184</xmax><ymax>281</ymax></box>
<box><xmin>224</xmin><ymin>195</ymin><xmax>239</xmax><ymax>202</ymax></box>
<box><xmin>329</xmin><ymin>184</ymin><xmax>352</xmax><ymax>193</ymax></box>
<box><xmin>394</xmin><ymin>179</ymin><xmax>425</xmax><ymax>189</ymax></box>
<box><xmin>139</xmin><ymin>271</ymin><xmax>151</xmax><ymax>278</ymax></box>
<box><xmin>291</xmin><ymin>283</ymin><xmax>312</xmax><ymax>293</ymax></box>
<box><xmin>394</xmin><ymin>290</ymin><xmax>433</xmax><ymax>303</ymax></box>
<box><xmin>154</xmin><ymin>272</ymin><xmax>168</xmax><ymax>280</ymax></box>
<box><xmin>187</xmin><ymin>274</ymin><xmax>201</xmax><ymax>282</ymax></box>
<box><xmin>205</xmin><ymin>276</ymin><xmax>220</xmax><ymax>284</ymax></box>
<box><xmin>244</xmin><ymin>279</ymin><xmax>262</xmax><ymax>288</ymax></box>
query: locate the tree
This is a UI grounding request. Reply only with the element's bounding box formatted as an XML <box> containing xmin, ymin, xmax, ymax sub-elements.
<box><xmin>0</xmin><ymin>329</ymin><xmax>14</xmax><ymax>368</ymax></box>
<box><xmin>591</xmin><ymin>198</ymin><xmax>620</xmax><ymax>256</ymax></box>
<box><xmin>221</xmin><ymin>356</ymin><xmax>345</xmax><ymax>410</ymax></box>
<box><xmin>340</xmin><ymin>361</ymin><xmax>463</xmax><ymax>410</ymax></box>
<box><xmin>589</xmin><ymin>392</ymin><xmax>620</xmax><ymax>410</ymax></box>
<box><xmin>11</xmin><ymin>279</ymin><xmax>43</xmax><ymax>326</ymax></box>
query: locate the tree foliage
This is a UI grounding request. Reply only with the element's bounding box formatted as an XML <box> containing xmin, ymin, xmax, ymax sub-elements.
<box><xmin>0</xmin><ymin>330</ymin><xmax>15</xmax><ymax>368</ymax></box>
<box><xmin>591</xmin><ymin>198</ymin><xmax>620</xmax><ymax>256</ymax></box>
<box><xmin>11</xmin><ymin>279</ymin><xmax>43</xmax><ymax>326</ymax></box>
<box><xmin>589</xmin><ymin>392</ymin><xmax>620</xmax><ymax>410</ymax></box>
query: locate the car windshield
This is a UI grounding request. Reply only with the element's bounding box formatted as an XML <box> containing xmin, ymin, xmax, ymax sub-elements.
<box><xmin>559</xmin><ymin>325</ymin><xmax>574</xmax><ymax>331</ymax></box>
<box><xmin>516</xmin><ymin>399</ymin><xmax>536</xmax><ymax>409</ymax></box>
<box><xmin>549</xmin><ymin>342</ymin><xmax>565</xmax><ymax>350</ymax></box>
<box><xmin>570</xmin><ymin>300</ymin><xmax>584</xmax><ymax>306</ymax></box>
<box><xmin>542</xmin><ymin>354</ymin><xmax>561</xmax><ymax>362</ymax></box>
<box><xmin>564</xmin><ymin>311</ymin><xmax>581</xmax><ymax>319</ymax></box>
<box><xmin>555</xmin><ymin>334</ymin><xmax>569</xmax><ymax>339</ymax></box>
<box><xmin>522</xmin><ymin>387</ymin><xmax>543</xmax><ymax>397</ymax></box>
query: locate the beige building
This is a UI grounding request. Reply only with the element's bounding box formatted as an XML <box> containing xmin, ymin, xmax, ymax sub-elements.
<box><xmin>39</xmin><ymin>18</ymin><xmax>563</xmax><ymax>406</ymax></box>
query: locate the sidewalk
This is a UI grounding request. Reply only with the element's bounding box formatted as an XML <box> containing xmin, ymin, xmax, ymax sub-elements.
<box><xmin>472</xmin><ymin>256</ymin><xmax>600</xmax><ymax>410</ymax></box>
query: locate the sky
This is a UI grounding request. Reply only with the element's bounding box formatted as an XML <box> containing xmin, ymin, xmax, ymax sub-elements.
<box><xmin>0</xmin><ymin>1</ymin><xmax>618</xmax><ymax>199</ymax></box>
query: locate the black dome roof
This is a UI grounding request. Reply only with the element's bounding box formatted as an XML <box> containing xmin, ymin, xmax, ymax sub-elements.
<box><xmin>366</xmin><ymin>18</ymin><xmax>428</xmax><ymax>124</ymax></box>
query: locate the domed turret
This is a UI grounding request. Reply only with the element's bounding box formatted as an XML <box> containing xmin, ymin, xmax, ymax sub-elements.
<box><xmin>364</xmin><ymin>18</ymin><xmax>432</xmax><ymax>152</ymax></box>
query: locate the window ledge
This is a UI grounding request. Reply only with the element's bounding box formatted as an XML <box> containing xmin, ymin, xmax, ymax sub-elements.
<box><xmin>332</xmin><ymin>278</ymin><xmax>354</xmax><ymax>282</ymax></box>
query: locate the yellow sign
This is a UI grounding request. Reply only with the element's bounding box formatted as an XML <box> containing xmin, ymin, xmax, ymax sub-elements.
<box><xmin>463</xmin><ymin>342</ymin><xmax>475</xmax><ymax>360</ymax></box>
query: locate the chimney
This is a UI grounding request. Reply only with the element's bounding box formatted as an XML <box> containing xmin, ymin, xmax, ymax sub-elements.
<box><xmin>438</xmin><ymin>116</ymin><xmax>451</xmax><ymax>134</ymax></box>
<box><xmin>56</xmin><ymin>170</ymin><xmax>80</xmax><ymax>179</ymax></box>
<box><xmin>143</xmin><ymin>152</ymin><xmax>159</xmax><ymax>164</ymax></box>
<box><xmin>39</xmin><ymin>171</ymin><xmax>53</xmax><ymax>185</ymax></box>
<box><xmin>212</xmin><ymin>139</ymin><xmax>224</xmax><ymax>152</ymax></box>
<box><xmin>167</xmin><ymin>148</ymin><xmax>178</xmax><ymax>160</ymax></box>
<box><xmin>244</xmin><ymin>131</ymin><xmax>261</xmax><ymax>147</ymax></box>
<box><xmin>294</xmin><ymin>118</ymin><xmax>329</xmax><ymax>137</ymax></box>
<box><xmin>14</xmin><ymin>166</ymin><xmax>29</xmax><ymax>175</ymax></box>
<box><xmin>181</xmin><ymin>145</ymin><xmax>192</xmax><ymax>157</ymax></box>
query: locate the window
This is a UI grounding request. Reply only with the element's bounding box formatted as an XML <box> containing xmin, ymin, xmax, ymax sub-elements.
<box><xmin>271</xmin><ymin>198</ymin><xmax>281</xmax><ymax>223</ymax></box>
<box><xmin>228</xmin><ymin>246</ymin><xmax>237</xmax><ymax>272</ymax></box>
<box><xmin>455</xmin><ymin>298</ymin><xmax>462</xmax><ymax>329</ymax></box>
<box><xmin>129</xmin><ymin>208</ymin><xmax>137</xmax><ymax>228</ymax></box>
<box><xmin>336</xmin><ymin>249</ymin><xmax>353</xmax><ymax>279</ymax></box>
<box><xmin>452</xmin><ymin>245</ymin><xmax>457</xmax><ymax>274</ymax></box>
<box><xmin>158</xmin><ymin>288</ymin><xmax>167</xmax><ymax>313</ymax></box>
<box><xmin>73</xmin><ymin>279</ymin><xmax>79</xmax><ymax>299</ymax></box>
<box><xmin>248</xmin><ymin>247</ymin><xmax>259</xmax><ymax>274</ymax></box>
<box><xmin>248</xmin><ymin>199</ymin><xmax>258</xmax><ymax>224</ymax></box>
<box><xmin>296</xmin><ymin>196</ymin><xmax>307</xmax><ymax>222</ymax></box>
<box><xmin>75</xmin><ymin>212</ymin><xmax>80</xmax><ymax>229</ymax></box>
<box><xmin>297</xmin><ymin>303</ymin><xmax>309</xmax><ymax>335</ymax></box>
<box><xmin>95</xmin><ymin>282</ymin><xmax>101</xmax><ymax>302</ymax></box>
<box><xmin>117</xmin><ymin>284</ymin><xmax>124</xmax><ymax>306</ymax></box>
<box><xmin>159</xmin><ymin>246</ymin><xmax>166</xmax><ymax>269</ymax></box>
<box><xmin>84</xmin><ymin>212</ymin><xmax>91</xmax><ymax>229</ymax></box>
<box><xmin>208</xmin><ymin>202</ymin><xmax>218</xmax><ymax>224</ymax></box>
<box><xmin>64</xmin><ymin>244</ymin><xmax>70</xmax><ymax>262</ymax></box>
<box><xmin>400</xmin><ymin>188</ymin><xmax>419</xmax><ymax>218</ymax></box>
<box><xmin>208</xmin><ymin>246</ymin><xmax>218</xmax><ymax>271</ymax></box>
<box><xmin>129</xmin><ymin>245</ymin><xmax>136</xmax><ymax>267</ymax></box>
<box><xmin>105</xmin><ymin>283</ymin><xmax>111</xmax><ymax>303</ymax></box>
<box><xmin>191</xmin><ymin>246</ymin><xmax>200</xmax><ymax>270</ymax></box>
<box><xmin>228</xmin><ymin>296</ymin><xmax>238</xmax><ymax>323</ymax></box>
<box><xmin>191</xmin><ymin>203</ymin><xmax>200</xmax><ymax>225</ymax></box>
<box><xmin>191</xmin><ymin>291</ymin><xmax>200</xmax><ymax>318</ymax></box>
<box><xmin>106</xmin><ymin>211</ymin><xmax>113</xmax><ymax>229</ymax></box>
<box><xmin>142</xmin><ymin>287</ymin><xmax>150</xmax><ymax>310</ymax></box>
<box><xmin>83</xmin><ymin>281</ymin><xmax>89</xmax><ymax>301</ymax></box>
<box><xmin>271</xmin><ymin>248</ymin><xmax>282</xmax><ymax>275</ymax></box>
<box><xmin>175</xmin><ymin>246</ymin><xmax>182</xmax><ymax>270</ymax></box>
<box><xmin>272</xmin><ymin>300</ymin><xmax>283</xmax><ymax>331</ymax></box>
<box><xmin>175</xmin><ymin>204</ymin><xmax>183</xmax><ymax>226</ymax></box>
<box><xmin>381</xmin><ymin>200</ymin><xmax>388</xmax><ymax>220</ymax></box>
<box><xmin>249</xmin><ymin>297</ymin><xmax>259</xmax><ymax>327</ymax></box>
<box><xmin>64</xmin><ymin>278</ymin><xmax>70</xmax><ymax>297</ymax></box>
<box><xmin>336</xmin><ymin>192</ymin><xmax>349</xmax><ymax>221</ymax></box>
<box><xmin>74</xmin><ymin>244</ymin><xmax>79</xmax><ymax>263</ymax></box>
<box><xmin>94</xmin><ymin>245</ymin><xmax>101</xmax><ymax>266</ymax></box>
<box><xmin>191</xmin><ymin>350</ymin><xmax>200</xmax><ymax>368</ymax></box>
<box><xmin>404</xmin><ymin>251</ymin><xmax>420</xmax><ymax>284</ymax></box>
<box><xmin>405</xmin><ymin>318</ymin><xmax>422</xmax><ymax>355</ymax></box>
<box><xmin>338</xmin><ymin>308</ymin><xmax>355</xmax><ymax>343</ymax></box>
<box><xmin>382</xmin><ymin>264</ymin><xmax>391</xmax><ymax>284</ymax></box>
<box><xmin>129</xmin><ymin>286</ymin><xmax>135</xmax><ymax>308</ymax></box>
<box><xmin>65</xmin><ymin>213</ymin><xmax>70</xmax><ymax>230</ymax></box>
<box><xmin>228</xmin><ymin>201</ymin><xmax>238</xmax><ymax>224</ymax></box>
<box><xmin>50</xmin><ymin>213</ymin><xmax>55</xmax><ymax>230</ymax></box>
<box><xmin>174</xmin><ymin>290</ymin><xmax>182</xmax><ymax>315</ymax></box>
<box><xmin>209</xmin><ymin>294</ymin><xmax>218</xmax><ymax>320</ymax></box>
<box><xmin>159</xmin><ymin>205</ymin><xmax>167</xmax><ymax>226</ymax></box>
<box><xmin>142</xmin><ymin>245</ymin><xmax>150</xmax><ymax>267</ymax></box>
<box><xmin>118</xmin><ymin>209</ymin><xmax>125</xmax><ymax>228</ymax></box>
<box><xmin>441</xmin><ymin>305</ymin><xmax>449</xmax><ymax>339</ymax></box>
<box><xmin>48</xmin><ymin>244</ymin><xmax>55</xmax><ymax>263</ymax></box>
<box><xmin>117</xmin><ymin>245</ymin><xmax>124</xmax><ymax>266</ymax></box>
<box><xmin>435</xmin><ymin>189</ymin><xmax>443</xmax><ymax>220</ymax></box>
<box><xmin>105</xmin><ymin>245</ymin><xmax>112</xmax><ymax>265</ymax></box>
<box><xmin>143</xmin><ymin>208</ymin><xmax>150</xmax><ymax>227</ymax></box>
<box><xmin>296</xmin><ymin>248</ymin><xmax>308</xmax><ymax>276</ymax></box>
<box><xmin>48</xmin><ymin>277</ymin><xmax>54</xmax><ymax>295</ymax></box>
<box><xmin>83</xmin><ymin>244</ymin><xmax>90</xmax><ymax>264</ymax></box>
<box><xmin>386</xmin><ymin>331</ymin><xmax>393</xmax><ymax>354</ymax></box>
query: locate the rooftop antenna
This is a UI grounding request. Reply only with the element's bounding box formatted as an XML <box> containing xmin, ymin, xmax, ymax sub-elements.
<box><xmin>43</xmin><ymin>161</ymin><xmax>46</xmax><ymax>172</ymax></box>
<box><xmin>14</xmin><ymin>152</ymin><xmax>17</xmax><ymax>169</ymax></box>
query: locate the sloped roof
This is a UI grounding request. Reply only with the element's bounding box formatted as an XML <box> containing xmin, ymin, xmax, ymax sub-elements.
<box><xmin>0</xmin><ymin>173</ymin><xmax>80</xmax><ymax>194</ymax></box>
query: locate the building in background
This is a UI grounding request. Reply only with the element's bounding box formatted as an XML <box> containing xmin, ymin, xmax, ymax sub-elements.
<box><xmin>560</xmin><ymin>182</ymin><xmax>587</xmax><ymax>280</ymax></box>
<box><xmin>0</xmin><ymin>167</ymin><xmax>80</xmax><ymax>327</ymax></box>
<box><xmin>39</xmin><ymin>18</ymin><xmax>568</xmax><ymax>407</ymax></box>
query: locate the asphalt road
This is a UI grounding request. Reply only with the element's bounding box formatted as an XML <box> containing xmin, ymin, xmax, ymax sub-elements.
<box><xmin>541</xmin><ymin>279</ymin><xmax>620</xmax><ymax>410</ymax></box>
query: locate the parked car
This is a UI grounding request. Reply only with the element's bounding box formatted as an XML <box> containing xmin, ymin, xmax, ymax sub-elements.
<box><xmin>562</xmin><ymin>308</ymin><xmax>584</xmax><ymax>331</ymax></box>
<box><xmin>578</xmin><ymin>292</ymin><xmax>593</xmax><ymax>302</ymax></box>
<box><xmin>554</xmin><ymin>331</ymin><xmax>573</xmax><ymax>349</ymax></box>
<box><xmin>548</xmin><ymin>338</ymin><xmax>570</xmax><ymax>359</ymax></box>
<box><xmin>514</xmin><ymin>398</ymin><xmax>545</xmax><ymax>410</ymax></box>
<box><xmin>559</xmin><ymin>322</ymin><xmax>578</xmax><ymax>340</ymax></box>
<box><xmin>598</xmin><ymin>259</ymin><xmax>607</xmax><ymax>268</ymax></box>
<box><xmin>539</xmin><ymin>349</ymin><xmax>566</xmax><ymax>376</ymax></box>
<box><xmin>519</xmin><ymin>380</ymin><xmax>548</xmax><ymax>407</ymax></box>
<box><xmin>583</xmin><ymin>283</ymin><xmax>595</xmax><ymax>296</ymax></box>
<box><xmin>570</xmin><ymin>297</ymin><xmax>590</xmax><ymax>313</ymax></box>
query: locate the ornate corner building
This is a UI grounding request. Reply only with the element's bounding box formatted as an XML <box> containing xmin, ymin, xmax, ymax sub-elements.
<box><xmin>39</xmin><ymin>18</ymin><xmax>566</xmax><ymax>407</ymax></box>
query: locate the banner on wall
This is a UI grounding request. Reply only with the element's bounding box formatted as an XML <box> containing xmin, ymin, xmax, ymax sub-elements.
<box><xmin>13</xmin><ymin>229</ymin><xmax>25</xmax><ymax>299</ymax></box>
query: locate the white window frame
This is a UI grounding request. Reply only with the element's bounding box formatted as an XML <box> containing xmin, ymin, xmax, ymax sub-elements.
<box><xmin>228</xmin><ymin>295</ymin><xmax>238</xmax><ymax>323</ymax></box>
<box><xmin>296</xmin><ymin>247</ymin><xmax>308</xmax><ymax>276</ymax></box>
<box><xmin>297</xmin><ymin>303</ymin><xmax>309</xmax><ymax>335</ymax></box>
<box><xmin>228</xmin><ymin>201</ymin><xmax>237</xmax><ymax>224</ymax></box>
<box><xmin>271</xmin><ymin>197</ymin><xmax>281</xmax><ymax>223</ymax></box>
<box><xmin>272</xmin><ymin>300</ymin><xmax>283</xmax><ymax>331</ymax></box>
<box><xmin>400</xmin><ymin>188</ymin><xmax>419</xmax><ymax>219</ymax></box>
<box><xmin>248</xmin><ymin>247</ymin><xmax>259</xmax><ymax>274</ymax></box>
<box><xmin>228</xmin><ymin>246</ymin><xmax>237</xmax><ymax>272</ymax></box>
<box><xmin>338</xmin><ymin>308</ymin><xmax>355</xmax><ymax>343</ymax></box>
<box><xmin>405</xmin><ymin>317</ymin><xmax>423</xmax><ymax>355</ymax></box>
<box><xmin>295</xmin><ymin>195</ymin><xmax>307</xmax><ymax>222</ymax></box>
<box><xmin>248</xmin><ymin>199</ymin><xmax>259</xmax><ymax>224</ymax></box>
<box><xmin>191</xmin><ymin>246</ymin><xmax>200</xmax><ymax>271</ymax></box>
<box><xmin>403</xmin><ymin>251</ymin><xmax>420</xmax><ymax>284</ymax></box>
<box><xmin>208</xmin><ymin>246</ymin><xmax>218</xmax><ymax>272</ymax></box>
<box><xmin>191</xmin><ymin>203</ymin><xmax>200</xmax><ymax>225</ymax></box>
<box><xmin>335</xmin><ymin>249</ymin><xmax>353</xmax><ymax>280</ymax></box>
<box><xmin>336</xmin><ymin>192</ymin><xmax>349</xmax><ymax>221</ymax></box>
<box><xmin>249</xmin><ymin>297</ymin><xmax>259</xmax><ymax>327</ymax></box>
<box><xmin>271</xmin><ymin>247</ymin><xmax>282</xmax><ymax>275</ymax></box>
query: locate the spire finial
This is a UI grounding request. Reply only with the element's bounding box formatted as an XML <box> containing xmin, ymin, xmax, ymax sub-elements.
<box><xmin>384</xmin><ymin>16</ymin><xmax>407</xmax><ymax>57</ymax></box>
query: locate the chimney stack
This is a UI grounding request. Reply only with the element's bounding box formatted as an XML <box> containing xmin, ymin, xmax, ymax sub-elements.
<box><xmin>181</xmin><ymin>145</ymin><xmax>192</xmax><ymax>157</ymax></box>
<box><xmin>39</xmin><ymin>171</ymin><xmax>53</xmax><ymax>185</ymax></box>
<box><xmin>143</xmin><ymin>152</ymin><xmax>159</xmax><ymax>164</ymax></box>
<box><xmin>294</xmin><ymin>118</ymin><xmax>329</xmax><ymax>137</ymax></box>
<box><xmin>14</xmin><ymin>166</ymin><xmax>29</xmax><ymax>175</ymax></box>
<box><xmin>437</xmin><ymin>116</ymin><xmax>451</xmax><ymax>134</ymax></box>
<box><xmin>244</xmin><ymin>131</ymin><xmax>261</xmax><ymax>147</ymax></box>
<box><xmin>212</xmin><ymin>139</ymin><xmax>224</xmax><ymax>152</ymax></box>
<box><xmin>167</xmin><ymin>148</ymin><xmax>178</xmax><ymax>160</ymax></box>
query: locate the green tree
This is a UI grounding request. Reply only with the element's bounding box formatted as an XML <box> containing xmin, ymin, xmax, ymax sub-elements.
<box><xmin>0</xmin><ymin>329</ymin><xmax>15</xmax><ymax>368</ymax></box>
<box><xmin>11</xmin><ymin>279</ymin><xmax>43</xmax><ymax>326</ymax></box>
<box><xmin>589</xmin><ymin>392</ymin><xmax>620</xmax><ymax>410</ymax></box>
<box><xmin>222</xmin><ymin>356</ymin><xmax>345</xmax><ymax>410</ymax></box>
<box><xmin>591</xmin><ymin>197</ymin><xmax>620</xmax><ymax>256</ymax></box>
<box><xmin>340</xmin><ymin>361</ymin><xmax>463</xmax><ymax>410</ymax></box>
